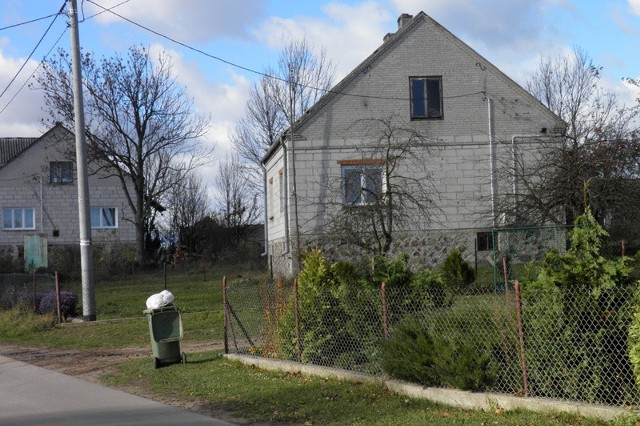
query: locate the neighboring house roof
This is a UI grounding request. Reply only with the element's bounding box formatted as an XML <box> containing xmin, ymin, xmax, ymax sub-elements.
<box><xmin>0</xmin><ymin>137</ymin><xmax>38</xmax><ymax>168</ymax></box>
<box><xmin>0</xmin><ymin>123</ymin><xmax>72</xmax><ymax>169</ymax></box>
<box><xmin>262</xmin><ymin>11</ymin><xmax>564</xmax><ymax>164</ymax></box>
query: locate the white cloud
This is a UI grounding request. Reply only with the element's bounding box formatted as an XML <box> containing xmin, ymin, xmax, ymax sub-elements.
<box><xmin>630</xmin><ymin>0</ymin><xmax>640</xmax><ymax>15</ymax></box>
<box><xmin>256</xmin><ymin>2</ymin><xmax>392</xmax><ymax>79</ymax></box>
<box><xmin>87</xmin><ymin>0</ymin><xmax>269</xmax><ymax>43</ymax></box>
<box><xmin>391</xmin><ymin>0</ymin><xmax>563</xmax><ymax>51</ymax></box>
<box><xmin>0</xmin><ymin>49</ymin><xmax>47</xmax><ymax>137</ymax></box>
<box><xmin>149</xmin><ymin>44</ymin><xmax>252</xmax><ymax>195</ymax></box>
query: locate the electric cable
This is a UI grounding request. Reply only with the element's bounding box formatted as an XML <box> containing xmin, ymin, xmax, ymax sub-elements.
<box><xmin>85</xmin><ymin>0</ymin><xmax>486</xmax><ymax>103</ymax></box>
<box><xmin>0</xmin><ymin>1</ymin><xmax>67</xmax><ymax>103</ymax></box>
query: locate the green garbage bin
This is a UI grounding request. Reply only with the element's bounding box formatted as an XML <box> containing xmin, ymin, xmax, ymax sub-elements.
<box><xmin>143</xmin><ymin>305</ymin><xmax>186</xmax><ymax>369</ymax></box>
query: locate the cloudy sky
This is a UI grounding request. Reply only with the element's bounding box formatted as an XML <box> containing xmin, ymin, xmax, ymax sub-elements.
<box><xmin>1</xmin><ymin>0</ymin><xmax>639</xmax><ymax>200</ymax></box>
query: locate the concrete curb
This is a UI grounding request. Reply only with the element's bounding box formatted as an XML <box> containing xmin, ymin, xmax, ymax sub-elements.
<box><xmin>224</xmin><ymin>354</ymin><xmax>632</xmax><ymax>421</ymax></box>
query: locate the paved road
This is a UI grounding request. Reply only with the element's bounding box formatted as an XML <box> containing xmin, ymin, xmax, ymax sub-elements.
<box><xmin>0</xmin><ymin>355</ymin><xmax>234</xmax><ymax>426</ymax></box>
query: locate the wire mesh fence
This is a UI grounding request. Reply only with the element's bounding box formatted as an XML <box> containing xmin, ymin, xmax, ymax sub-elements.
<box><xmin>0</xmin><ymin>273</ymin><xmax>57</xmax><ymax>312</ymax></box>
<box><xmin>224</xmin><ymin>227</ymin><xmax>640</xmax><ymax>408</ymax></box>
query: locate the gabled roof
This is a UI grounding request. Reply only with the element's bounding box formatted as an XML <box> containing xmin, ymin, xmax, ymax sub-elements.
<box><xmin>0</xmin><ymin>137</ymin><xmax>38</xmax><ymax>167</ymax></box>
<box><xmin>0</xmin><ymin>123</ymin><xmax>73</xmax><ymax>169</ymax></box>
<box><xmin>263</xmin><ymin>11</ymin><xmax>564</xmax><ymax>164</ymax></box>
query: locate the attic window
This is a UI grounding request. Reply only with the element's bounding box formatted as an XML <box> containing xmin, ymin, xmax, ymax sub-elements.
<box><xmin>410</xmin><ymin>76</ymin><xmax>443</xmax><ymax>119</ymax></box>
<box><xmin>50</xmin><ymin>161</ymin><xmax>73</xmax><ymax>184</ymax></box>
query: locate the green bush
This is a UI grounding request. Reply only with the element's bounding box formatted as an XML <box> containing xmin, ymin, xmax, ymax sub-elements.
<box><xmin>380</xmin><ymin>319</ymin><xmax>440</xmax><ymax>386</ymax></box>
<box><xmin>277</xmin><ymin>248</ymin><xmax>357</xmax><ymax>366</ymax></box>
<box><xmin>381</xmin><ymin>311</ymin><xmax>500</xmax><ymax>391</ymax></box>
<box><xmin>523</xmin><ymin>209</ymin><xmax>638</xmax><ymax>404</ymax></box>
<box><xmin>441</xmin><ymin>249</ymin><xmax>475</xmax><ymax>292</ymax></box>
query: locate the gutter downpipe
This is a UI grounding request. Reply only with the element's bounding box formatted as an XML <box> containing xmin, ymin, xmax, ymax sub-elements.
<box><xmin>510</xmin><ymin>134</ymin><xmax>546</xmax><ymax>219</ymax></box>
<box><xmin>40</xmin><ymin>175</ymin><xmax>44</xmax><ymax>233</ymax></box>
<box><xmin>488</xmin><ymin>97</ymin><xmax>496</xmax><ymax>227</ymax></box>
<box><xmin>281</xmin><ymin>137</ymin><xmax>291</xmax><ymax>254</ymax></box>
<box><xmin>260</xmin><ymin>163</ymin><xmax>268</xmax><ymax>257</ymax></box>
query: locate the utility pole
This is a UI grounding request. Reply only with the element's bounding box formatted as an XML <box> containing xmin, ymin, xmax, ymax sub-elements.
<box><xmin>69</xmin><ymin>0</ymin><xmax>96</xmax><ymax>321</ymax></box>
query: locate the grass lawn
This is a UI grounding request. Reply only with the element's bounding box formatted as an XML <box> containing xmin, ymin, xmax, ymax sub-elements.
<box><xmin>99</xmin><ymin>351</ymin><xmax>617</xmax><ymax>425</ymax></box>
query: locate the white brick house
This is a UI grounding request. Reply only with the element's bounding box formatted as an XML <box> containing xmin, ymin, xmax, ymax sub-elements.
<box><xmin>262</xmin><ymin>12</ymin><xmax>564</xmax><ymax>277</ymax></box>
<box><xmin>0</xmin><ymin>123</ymin><xmax>136</xmax><ymax>267</ymax></box>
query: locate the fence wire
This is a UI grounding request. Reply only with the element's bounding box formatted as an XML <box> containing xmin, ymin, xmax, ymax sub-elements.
<box><xmin>225</xmin><ymin>227</ymin><xmax>640</xmax><ymax>408</ymax></box>
<box><xmin>0</xmin><ymin>273</ymin><xmax>56</xmax><ymax>312</ymax></box>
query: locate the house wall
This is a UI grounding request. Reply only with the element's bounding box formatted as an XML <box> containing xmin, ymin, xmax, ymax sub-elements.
<box><xmin>265</xmin><ymin>14</ymin><xmax>564</xmax><ymax>276</ymax></box>
<box><xmin>0</xmin><ymin>126</ymin><xmax>136</xmax><ymax>259</ymax></box>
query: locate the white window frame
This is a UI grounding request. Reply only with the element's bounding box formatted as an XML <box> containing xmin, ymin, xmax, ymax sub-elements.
<box><xmin>91</xmin><ymin>207</ymin><xmax>118</xmax><ymax>229</ymax></box>
<box><xmin>3</xmin><ymin>208</ymin><xmax>36</xmax><ymax>230</ymax></box>
<box><xmin>50</xmin><ymin>161</ymin><xmax>74</xmax><ymax>184</ymax></box>
<box><xmin>341</xmin><ymin>164</ymin><xmax>384</xmax><ymax>206</ymax></box>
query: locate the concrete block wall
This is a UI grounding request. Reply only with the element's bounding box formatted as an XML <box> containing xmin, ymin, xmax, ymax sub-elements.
<box><xmin>264</xmin><ymin>13</ymin><xmax>563</xmax><ymax>277</ymax></box>
<box><xmin>0</xmin><ymin>125</ymin><xmax>136</xmax><ymax>256</ymax></box>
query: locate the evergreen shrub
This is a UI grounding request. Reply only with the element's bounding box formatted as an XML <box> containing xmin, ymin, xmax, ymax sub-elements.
<box><xmin>523</xmin><ymin>209</ymin><xmax>638</xmax><ymax>404</ymax></box>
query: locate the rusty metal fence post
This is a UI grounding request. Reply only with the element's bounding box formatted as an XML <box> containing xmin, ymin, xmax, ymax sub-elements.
<box><xmin>294</xmin><ymin>278</ymin><xmax>301</xmax><ymax>362</ymax></box>
<box><xmin>222</xmin><ymin>276</ymin><xmax>228</xmax><ymax>354</ymax></box>
<box><xmin>55</xmin><ymin>272</ymin><xmax>62</xmax><ymax>324</ymax></box>
<box><xmin>381</xmin><ymin>282</ymin><xmax>388</xmax><ymax>339</ymax></box>
<box><xmin>514</xmin><ymin>279</ymin><xmax>529</xmax><ymax>396</ymax></box>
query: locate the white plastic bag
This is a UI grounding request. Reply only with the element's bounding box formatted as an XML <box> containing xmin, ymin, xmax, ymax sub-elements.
<box><xmin>145</xmin><ymin>290</ymin><xmax>175</xmax><ymax>309</ymax></box>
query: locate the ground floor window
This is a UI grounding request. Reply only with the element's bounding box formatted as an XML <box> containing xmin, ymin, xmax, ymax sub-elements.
<box><xmin>2</xmin><ymin>208</ymin><xmax>35</xmax><ymax>230</ymax></box>
<box><xmin>91</xmin><ymin>207</ymin><xmax>117</xmax><ymax>229</ymax></box>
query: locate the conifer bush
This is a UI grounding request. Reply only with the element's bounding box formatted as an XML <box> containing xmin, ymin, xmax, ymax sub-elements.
<box><xmin>523</xmin><ymin>209</ymin><xmax>638</xmax><ymax>404</ymax></box>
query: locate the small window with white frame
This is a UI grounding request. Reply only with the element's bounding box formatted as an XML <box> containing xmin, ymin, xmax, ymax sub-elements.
<box><xmin>410</xmin><ymin>76</ymin><xmax>443</xmax><ymax>119</ymax></box>
<box><xmin>340</xmin><ymin>161</ymin><xmax>384</xmax><ymax>206</ymax></box>
<box><xmin>91</xmin><ymin>207</ymin><xmax>117</xmax><ymax>229</ymax></box>
<box><xmin>2</xmin><ymin>208</ymin><xmax>35</xmax><ymax>230</ymax></box>
<box><xmin>50</xmin><ymin>161</ymin><xmax>73</xmax><ymax>184</ymax></box>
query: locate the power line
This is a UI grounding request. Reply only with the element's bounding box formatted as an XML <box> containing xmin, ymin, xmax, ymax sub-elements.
<box><xmin>85</xmin><ymin>0</ymin><xmax>485</xmax><ymax>103</ymax></box>
<box><xmin>0</xmin><ymin>12</ymin><xmax>60</xmax><ymax>32</ymax></box>
<box><xmin>0</xmin><ymin>0</ymin><xmax>136</xmax><ymax>115</ymax></box>
<box><xmin>0</xmin><ymin>27</ymin><xmax>69</xmax><ymax>115</ymax></box>
<box><xmin>0</xmin><ymin>1</ymin><xmax>67</xmax><ymax>103</ymax></box>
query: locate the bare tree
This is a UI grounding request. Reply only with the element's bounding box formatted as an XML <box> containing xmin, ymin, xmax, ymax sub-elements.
<box><xmin>324</xmin><ymin>115</ymin><xmax>438</xmax><ymax>256</ymax></box>
<box><xmin>230</xmin><ymin>38</ymin><xmax>335</xmax><ymax>192</ymax></box>
<box><xmin>35</xmin><ymin>45</ymin><xmax>211</xmax><ymax>263</ymax></box>
<box><xmin>215</xmin><ymin>155</ymin><xmax>261</xmax><ymax>244</ymax></box>
<box><xmin>165</xmin><ymin>171</ymin><xmax>211</xmax><ymax>254</ymax></box>
<box><xmin>496</xmin><ymin>47</ymin><xmax>640</xmax><ymax>227</ymax></box>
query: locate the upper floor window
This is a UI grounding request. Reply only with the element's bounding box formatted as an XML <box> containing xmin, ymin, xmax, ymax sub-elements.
<box><xmin>50</xmin><ymin>161</ymin><xmax>73</xmax><ymax>184</ymax></box>
<box><xmin>91</xmin><ymin>207</ymin><xmax>117</xmax><ymax>229</ymax></box>
<box><xmin>341</xmin><ymin>162</ymin><xmax>384</xmax><ymax>206</ymax></box>
<box><xmin>410</xmin><ymin>76</ymin><xmax>443</xmax><ymax>119</ymax></box>
<box><xmin>3</xmin><ymin>208</ymin><xmax>35</xmax><ymax>230</ymax></box>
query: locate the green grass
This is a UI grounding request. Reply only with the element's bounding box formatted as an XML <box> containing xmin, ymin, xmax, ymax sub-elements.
<box><xmin>1</xmin><ymin>265</ymin><xmax>263</xmax><ymax>349</ymax></box>
<box><xmin>102</xmin><ymin>351</ymin><xmax>612</xmax><ymax>425</ymax></box>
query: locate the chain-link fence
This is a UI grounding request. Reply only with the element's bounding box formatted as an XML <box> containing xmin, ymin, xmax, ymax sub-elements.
<box><xmin>491</xmin><ymin>225</ymin><xmax>572</xmax><ymax>291</ymax></box>
<box><xmin>0</xmin><ymin>273</ymin><xmax>57</xmax><ymax>312</ymax></box>
<box><xmin>223</xmin><ymin>229</ymin><xmax>640</xmax><ymax>408</ymax></box>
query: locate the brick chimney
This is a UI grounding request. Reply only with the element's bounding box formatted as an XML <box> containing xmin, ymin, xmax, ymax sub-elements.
<box><xmin>397</xmin><ymin>13</ymin><xmax>413</xmax><ymax>30</ymax></box>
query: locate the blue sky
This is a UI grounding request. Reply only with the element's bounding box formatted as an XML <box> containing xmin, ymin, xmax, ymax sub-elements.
<box><xmin>1</xmin><ymin>0</ymin><xmax>639</xmax><ymax>195</ymax></box>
